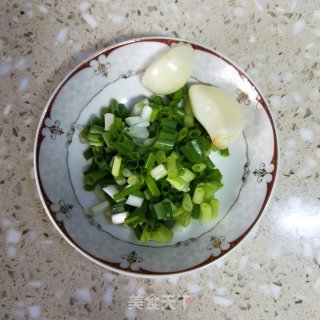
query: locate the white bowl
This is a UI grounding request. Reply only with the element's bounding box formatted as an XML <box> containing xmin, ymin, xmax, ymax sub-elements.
<box><xmin>34</xmin><ymin>37</ymin><xmax>278</xmax><ymax>277</ymax></box>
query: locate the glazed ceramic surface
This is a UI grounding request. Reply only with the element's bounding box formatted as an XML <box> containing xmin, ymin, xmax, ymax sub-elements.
<box><xmin>35</xmin><ymin>38</ymin><xmax>278</xmax><ymax>276</ymax></box>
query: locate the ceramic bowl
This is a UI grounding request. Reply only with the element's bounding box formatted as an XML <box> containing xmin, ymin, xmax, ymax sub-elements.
<box><xmin>34</xmin><ymin>37</ymin><xmax>278</xmax><ymax>277</ymax></box>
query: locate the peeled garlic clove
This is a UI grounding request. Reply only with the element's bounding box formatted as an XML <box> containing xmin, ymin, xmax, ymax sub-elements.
<box><xmin>141</xmin><ymin>43</ymin><xmax>194</xmax><ymax>94</ymax></box>
<box><xmin>189</xmin><ymin>84</ymin><xmax>245</xmax><ymax>149</ymax></box>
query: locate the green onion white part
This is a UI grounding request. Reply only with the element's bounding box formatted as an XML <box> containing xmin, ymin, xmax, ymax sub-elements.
<box><xmin>130</xmin><ymin>98</ymin><xmax>149</xmax><ymax>116</ymax></box>
<box><xmin>125</xmin><ymin>116</ymin><xmax>142</xmax><ymax>126</ymax></box>
<box><xmin>111</xmin><ymin>211</ymin><xmax>129</xmax><ymax>224</ymax></box>
<box><xmin>127</xmin><ymin>126</ymin><xmax>149</xmax><ymax>139</ymax></box>
<box><xmin>104</xmin><ymin>113</ymin><xmax>115</xmax><ymax>131</ymax></box>
<box><xmin>125</xmin><ymin>195</ymin><xmax>144</xmax><ymax>207</ymax></box>
<box><xmin>140</xmin><ymin>105</ymin><xmax>153</xmax><ymax>121</ymax></box>
<box><xmin>134</xmin><ymin>121</ymin><xmax>150</xmax><ymax>127</ymax></box>
<box><xmin>103</xmin><ymin>185</ymin><xmax>125</xmax><ymax>202</ymax></box>
<box><xmin>150</xmin><ymin>164</ymin><xmax>168</xmax><ymax>180</ymax></box>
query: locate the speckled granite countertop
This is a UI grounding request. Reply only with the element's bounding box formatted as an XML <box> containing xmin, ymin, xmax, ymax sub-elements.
<box><xmin>1</xmin><ymin>1</ymin><xmax>320</xmax><ymax>319</ymax></box>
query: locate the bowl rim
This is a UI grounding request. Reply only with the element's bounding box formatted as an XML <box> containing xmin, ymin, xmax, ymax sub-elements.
<box><xmin>34</xmin><ymin>36</ymin><xmax>280</xmax><ymax>278</ymax></box>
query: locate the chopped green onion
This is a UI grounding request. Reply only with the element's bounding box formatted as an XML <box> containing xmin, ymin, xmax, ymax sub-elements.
<box><xmin>127</xmin><ymin>175</ymin><xmax>144</xmax><ymax>185</ymax></box>
<box><xmin>125</xmin><ymin>116</ymin><xmax>142</xmax><ymax>126</ymax></box>
<box><xmin>174</xmin><ymin>211</ymin><xmax>191</xmax><ymax>227</ymax></box>
<box><xmin>101</xmin><ymin>131</ymin><xmax>113</xmax><ymax>148</ymax></box>
<box><xmin>192</xmin><ymin>185</ymin><xmax>205</xmax><ymax>204</ymax></box>
<box><xmin>204</xmin><ymin>182</ymin><xmax>218</xmax><ymax>201</ymax></box>
<box><xmin>166</xmin><ymin>177</ymin><xmax>189</xmax><ymax>192</ymax></box>
<box><xmin>177</xmin><ymin>127</ymin><xmax>188</xmax><ymax>142</ymax></box>
<box><xmin>140</xmin><ymin>224</ymin><xmax>152</xmax><ymax>243</ymax></box>
<box><xmin>188</xmin><ymin>129</ymin><xmax>201</xmax><ymax>139</ymax></box>
<box><xmin>94</xmin><ymin>185</ymin><xmax>107</xmax><ymax>201</ymax></box>
<box><xmin>113</xmin><ymin>184</ymin><xmax>143</xmax><ymax>201</ymax></box>
<box><xmin>154</xmin><ymin>139</ymin><xmax>174</xmax><ymax>151</ymax></box>
<box><xmin>111</xmin><ymin>201</ymin><xmax>126</xmax><ymax>214</ymax></box>
<box><xmin>88</xmin><ymin>201</ymin><xmax>109</xmax><ymax>217</ymax></box>
<box><xmin>169</xmin><ymin>151</ymin><xmax>179</xmax><ymax>159</ymax></box>
<box><xmin>183</xmin><ymin>96</ymin><xmax>193</xmax><ymax>115</ymax></box>
<box><xmin>173</xmin><ymin>108</ymin><xmax>185</xmax><ymax>121</ymax></box>
<box><xmin>184</xmin><ymin>115</ymin><xmax>194</xmax><ymax>128</ymax></box>
<box><xmin>162</xmin><ymin>198</ymin><xmax>178</xmax><ymax>211</ymax></box>
<box><xmin>115</xmin><ymin>176</ymin><xmax>126</xmax><ymax>186</ymax></box>
<box><xmin>104</xmin><ymin>113</ymin><xmax>115</xmax><ymax>131</ymax></box>
<box><xmin>125</xmin><ymin>194</ymin><xmax>144</xmax><ymax>208</ymax></box>
<box><xmin>103</xmin><ymin>185</ymin><xmax>119</xmax><ymax>199</ymax></box>
<box><xmin>199</xmin><ymin>202</ymin><xmax>211</xmax><ymax>222</ymax></box>
<box><xmin>149</xmin><ymin>224</ymin><xmax>173</xmax><ymax>243</ymax></box>
<box><xmin>140</xmin><ymin>106</ymin><xmax>153</xmax><ymax>121</ymax></box>
<box><xmin>89</xmin><ymin>124</ymin><xmax>105</xmax><ymax>135</ymax></box>
<box><xmin>179</xmin><ymin>168</ymin><xmax>196</xmax><ymax>183</ymax></box>
<box><xmin>131</xmin><ymin>151</ymin><xmax>140</xmax><ymax>160</ymax></box>
<box><xmin>149</xmin><ymin>108</ymin><xmax>159</xmax><ymax>122</ymax></box>
<box><xmin>191</xmin><ymin>204</ymin><xmax>200</xmax><ymax>219</ymax></box>
<box><xmin>150</xmin><ymin>164</ymin><xmax>168</xmax><ymax>181</ymax></box>
<box><xmin>145</xmin><ymin>153</ymin><xmax>157</xmax><ymax>170</ymax></box>
<box><xmin>104</xmin><ymin>207</ymin><xmax>112</xmax><ymax>219</ymax></box>
<box><xmin>160</xmin><ymin>119</ymin><xmax>177</xmax><ymax>129</ymax></box>
<box><xmin>122</xmin><ymin>168</ymin><xmax>132</xmax><ymax>177</ymax></box>
<box><xmin>112</xmin><ymin>211</ymin><xmax>129</xmax><ymax>224</ymax></box>
<box><xmin>158</xmin><ymin>130</ymin><xmax>176</xmax><ymax>141</ymax></box>
<box><xmin>182</xmin><ymin>193</ymin><xmax>193</xmax><ymax>211</ymax></box>
<box><xmin>152</xmin><ymin>95</ymin><xmax>165</xmax><ymax>105</ymax></box>
<box><xmin>156</xmin><ymin>150</ymin><xmax>166</xmax><ymax>164</ymax></box>
<box><xmin>166</xmin><ymin>156</ymin><xmax>178</xmax><ymax>178</ymax></box>
<box><xmin>220</xmin><ymin>148</ymin><xmax>230</xmax><ymax>157</ymax></box>
<box><xmin>210</xmin><ymin>199</ymin><xmax>219</xmax><ymax>218</ymax></box>
<box><xmin>152</xmin><ymin>201</ymin><xmax>172</xmax><ymax>221</ymax></box>
<box><xmin>180</xmin><ymin>139</ymin><xmax>204</xmax><ymax>163</ymax></box>
<box><xmin>127</xmin><ymin>126</ymin><xmax>149</xmax><ymax>139</ymax></box>
<box><xmin>192</xmin><ymin>163</ymin><xmax>206</xmax><ymax>172</ymax></box>
<box><xmin>130</xmin><ymin>190</ymin><xmax>145</xmax><ymax>198</ymax></box>
<box><xmin>131</xmin><ymin>98</ymin><xmax>149</xmax><ymax>116</ymax></box>
<box><xmin>124</xmin><ymin>206</ymin><xmax>146</xmax><ymax>227</ymax></box>
<box><xmin>172</xmin><ymin>206</ymin><xmax>185</xmax><ymax>218</ymax></box>
<box><xmin>86</xmin><ymin>133</ymin><xmax>104</xmax><ymax>146</ymax></box>
<box><xmin>196</xmin><ymin>136</ymin><xmax>212</xmax><ymax>152</ymax></box>
<box><xmin>83</xmin><ymin>148</ymin><xmax>93</xmax><ymax>160</ymax></box>
<box><xmin>110</xmin><ymin>99</ymin><xmax>120</xmax><ymax>115</ymax></box>
<box><xmin>143</xmin><ymin>189</ymin><xmax>153</xmax><ymax>200</ymax></box>
<box><xmin>85</xmin><ymin>169</ymin><xmax>107</xmax><ymax>186</ymax></box>
<box><xmin>90</xmin><ymin>117</ymin><xmax>103</xmax><ymax>126</ymax></box>
<box><xmin>145</xmin><ymin>175</ymin><xmax>161</xmax><ymax>197</ymax></box>
<box><xmin>211</xmin><ymin>144</ymin><xmax>219</xmax><ymax>152</ymax></box>
<box><xmin>99</xmin><ymin>176</ymin><xmax>117</xmax><ymax>187</ymax></box>
<box><xmin>112</xmin><ymin>135</ymin><xmax>136</xmax><ymax>155</ymax></box>
<box><xmin>92</xmin><ymin>146</ymin><xmax>104</xmax><ymax>164</ymax></box>
<box><xmin>111</xmin><ymin>155</ymin><xmax>122</xmax><ymax>177</ymax></box>
<box><xmin>81</xmin><ymin>88</ymin><xmax>225</xmax><ymax>244</ymax></box>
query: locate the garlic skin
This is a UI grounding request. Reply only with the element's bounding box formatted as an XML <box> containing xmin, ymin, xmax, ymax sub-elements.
<box><xmin>189</xmin><ymin>84</ymin><xmax>245</xmax><ymax>149</ymax></box>
<box><xmin>141</xmin><ymin>43</ymin><xmax>194</xmax><ymax>94</ymax></box>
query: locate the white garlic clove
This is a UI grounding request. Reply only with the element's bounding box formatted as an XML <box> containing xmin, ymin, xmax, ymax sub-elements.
<box><xmin>189</xmin><ymin>84</ymin><xmax>245</xmax><ymax>149</ymax></box>
<box><xmin>141</xmin><ymin>43</ymin><xmax>194</xmax><ymax>94</ymax></box>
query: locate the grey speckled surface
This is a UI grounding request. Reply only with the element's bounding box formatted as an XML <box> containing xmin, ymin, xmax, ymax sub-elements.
<box><xmin>1</xmin><ymin>0</ymin><xmax>320</xmax><ymax>319</ymax></box>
